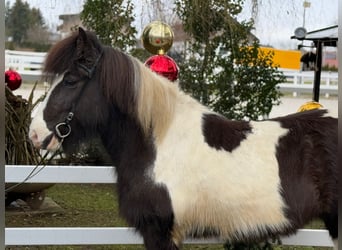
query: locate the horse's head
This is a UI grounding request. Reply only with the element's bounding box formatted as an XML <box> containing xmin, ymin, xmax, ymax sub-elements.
<box><xmin>29</xmin><ymin>28</ymin><xmax>112</xmax><ymax>153</ymax></box>
<box><xmin>30</xmin><ymin>27</ymin><xmax>177</xmax><ymax>156</ymax></box>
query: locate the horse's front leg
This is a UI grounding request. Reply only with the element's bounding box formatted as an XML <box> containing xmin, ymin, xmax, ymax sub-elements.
<box><xmin>118</xmin><ymin>183</ymin><xmax>180</xmax><ymax>250</ymax></box>
<box><xmin>140</xmin><ymin>222</ymin><xmax>180</xmax><ymax>250</ymax></box>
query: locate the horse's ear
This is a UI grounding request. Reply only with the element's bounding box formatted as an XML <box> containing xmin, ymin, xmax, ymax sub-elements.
<box><xmin>78</xmin><ymin>27</ymin><xmax>87</xmax><ymax>41</ymax></box>
<box><xmin>76</xmin><ymin>27</ymin><xmax>89</xmax><ymax>58</ymax></box>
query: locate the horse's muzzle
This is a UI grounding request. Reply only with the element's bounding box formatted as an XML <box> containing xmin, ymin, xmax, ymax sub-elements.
<box><xmin>29</xmin><ymin>130</ymin><xmax>60</xmax><ymax>151</ymax></box>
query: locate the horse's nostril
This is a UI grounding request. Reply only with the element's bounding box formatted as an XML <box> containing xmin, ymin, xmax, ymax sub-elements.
<box><xmin>29</xmin><ymin>129</ymin><xmax>37</xmax><ymax>141</ymax></box>
<box><xmin>29</xmin><ymin>130</ymin><xmax>41</xmax><ymax>148</ymax></box>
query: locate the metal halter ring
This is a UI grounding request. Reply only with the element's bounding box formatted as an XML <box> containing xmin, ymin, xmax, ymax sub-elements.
<box><xmin>55</xmin><ymin>122</ymin><xmax>72</xmax><ymax>139</ymax></box>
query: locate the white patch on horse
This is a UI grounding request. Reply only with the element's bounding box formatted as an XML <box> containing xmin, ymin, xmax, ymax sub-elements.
<box><xmin>130</xmin><ymin>56</ymin><xmax>142</xmax><ymax>97</ymax></box>
<box><xmin>135</xmin><ymin>60</ymin><xmax>177</xmax><ymax>143</ymax></box>
<box><xmin>152</xmin><ymin>92</ymin><xmax>290</xmax><ymax>241</ymax></box>
<box><xmin>29</xmin><ymin>74</ymin><xmax>64</xmax><ymax>150</ymax></box>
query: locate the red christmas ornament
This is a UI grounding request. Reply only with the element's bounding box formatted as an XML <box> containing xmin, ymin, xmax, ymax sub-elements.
<box><xmin>5</xmin><ymin>70</ymin><xmax>22</xmax><ymax>91</ymax></box>
<box><xmin>145</xmin><ymin>55</ymin><xmax>178</xmax><ymax>81</ymax></box>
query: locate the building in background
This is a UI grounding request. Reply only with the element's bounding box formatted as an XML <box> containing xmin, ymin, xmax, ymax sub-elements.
<box><xmin>57</xmin><ymin>14</ymin><xmax>84</xmax><ymax>38</ymax></box>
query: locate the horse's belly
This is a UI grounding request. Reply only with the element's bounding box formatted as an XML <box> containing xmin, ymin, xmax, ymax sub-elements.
<box><xmin>167</xmin><ymin>169</ymin><xmax>290</xmax><ymax>241</ymax></box>
<box><xmin>153</xmin><ymin>120</ymin><xmax>290</xmax><ymax>241</ymax></box>
<box><xmin>172</xmin><ymin>190</ymin><xmax>290</xmax><ymax>240</ymax></box>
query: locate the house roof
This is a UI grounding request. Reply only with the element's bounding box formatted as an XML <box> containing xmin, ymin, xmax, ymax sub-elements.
<box><xmin>291</xmin><ymin>25</ymin><xmax>338</xmax><ymax>47</ymax></box>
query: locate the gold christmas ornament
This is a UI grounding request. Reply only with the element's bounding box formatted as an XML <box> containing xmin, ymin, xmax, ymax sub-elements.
<box><xmin>141</xmin><ymin>21</ymin><xmax>174</xmax><ymax>55</ymax></box>
<box><xmin>297</xmin><ymin>101</ymin><xmax>323</xmax><ymax>112</ymax></box>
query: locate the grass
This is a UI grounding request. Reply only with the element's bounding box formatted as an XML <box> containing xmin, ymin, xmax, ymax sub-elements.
<box><xmin>5</xmin><ymin>184</ymin><xmax>333</xmax><ymax>250</ymax></box>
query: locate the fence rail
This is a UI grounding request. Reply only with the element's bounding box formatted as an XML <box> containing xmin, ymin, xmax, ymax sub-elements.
<box><xmin>5</xmin><ymin>165</ymin><xmax>334</xmax><ymax>247</ymax></box>
<box><xmin>278</xmin><ymin>69</ymin><xmax>338</xmax><ymax>97</ymax></box>
<box><xmin>5</xmin><ymin>50</ymin><xmax>46</xmax><ymax>82</ymax></box>
<box><xmin>5</xmin><ymin>227</ymin><xmax>334</xmax><ymax>247</ymax></box>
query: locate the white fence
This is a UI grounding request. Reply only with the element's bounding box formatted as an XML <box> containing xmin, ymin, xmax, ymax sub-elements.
<box><xmin>5</xmin><ymin>50</ymin><xmax>339</xmax><ymax>96</ymax></box>
<box><xmin>5</xmin><ymin>50</ymin><xmax>46</xmax><ymax>82</ymax></box>
<box><xmin>278</xmin><ymin>69</ymin><xmax>338</xmax><ymax>97</ymax></box>
<box><xmin>5</xmin><ymin>165</ymin><xmax>334</xmax><ymax>248</ymax></box>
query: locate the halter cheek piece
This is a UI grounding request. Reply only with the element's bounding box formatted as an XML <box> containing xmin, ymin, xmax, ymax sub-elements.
<box><xmin>54</xmin><ymin>50</ymin><xmax>103</xmax><ymax>140</ymax></box>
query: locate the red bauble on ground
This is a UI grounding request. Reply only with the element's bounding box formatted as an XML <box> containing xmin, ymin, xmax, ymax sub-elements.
<box><xmin>145</xmin><ymin>55</ymin><xmax>178</xmax><ymax>82</ymax></box>
<box><xmin>5</xmin><ymin>70</ymin><xmax>22</xmax><ymax>90</ymax></box>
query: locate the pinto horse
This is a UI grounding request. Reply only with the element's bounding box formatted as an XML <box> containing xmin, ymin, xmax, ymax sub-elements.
<box><xmin>29</xmin><ymin>28</ymin><xmax>338</xmax><ymax>250</ymax></box>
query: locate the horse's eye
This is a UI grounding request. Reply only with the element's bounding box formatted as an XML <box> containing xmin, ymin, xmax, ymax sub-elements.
<box><xmin>62</xmin><ymin>74</ymin><xmax>78</xmax><ymax>87</ymax></box>
<box><xmin>64</xmin><ymin>79</ymin><xmax>77</xmax><ymax>86</ymax></box>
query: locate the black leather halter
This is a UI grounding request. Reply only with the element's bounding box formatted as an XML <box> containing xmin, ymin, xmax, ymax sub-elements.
<box><xmin>54</xmin><ymin>50</ymin><xmax>103</xmax><ymax>140</ymax></box>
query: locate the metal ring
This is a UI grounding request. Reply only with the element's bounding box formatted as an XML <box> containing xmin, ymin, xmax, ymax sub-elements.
<box><xmin>55</xmin><ymin>122</ymin><xmax>71</xmax><ymax>139</ymax></box>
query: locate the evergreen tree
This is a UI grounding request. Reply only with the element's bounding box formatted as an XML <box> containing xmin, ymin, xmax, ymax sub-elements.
<box><xmin>29</xmin><ymin>7</ymin><xmax>45</xmax><ymax>28</ymax></box>
<box><xmin>5</xmin><ymin>0</ymin><xmax>49</xmax><ymax>49</ymax></box>
<box><xmin>5</xmin><ymin>1</ymin><xmax>11</xmax><ymax>35</ymax></box>
<box><xmin>175</xmin><ymin>0</ymin><xmax>284</xmax><ymax>120</ymax></box>
<box><xmin>6</xmin><ymin>0</ymin><xmax>32</xmax><ymax>44</ymax></box>
<box><xmin>80</xmin><ymin>0</ymin><xmax>137</xmax><ymax>51</ymax></box>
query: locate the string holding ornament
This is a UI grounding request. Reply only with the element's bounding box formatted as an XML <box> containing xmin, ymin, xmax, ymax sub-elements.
<box><xmin>142</xmin><ymin>21</ymin><xmax>178</xmax><ymax>82</ymax></box>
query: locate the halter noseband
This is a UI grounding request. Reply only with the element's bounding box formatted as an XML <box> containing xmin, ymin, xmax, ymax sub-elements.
<box><xmin>54</xmin><ymin>50</ymin><xmax>103</xmax><ymax>140</ymax></box>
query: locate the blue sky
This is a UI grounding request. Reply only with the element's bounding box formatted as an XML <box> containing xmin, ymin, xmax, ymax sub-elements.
<box><xmin>6</xmin><ymin>0</ymin><xmax>339</xmax><ymax>49</ymax></box>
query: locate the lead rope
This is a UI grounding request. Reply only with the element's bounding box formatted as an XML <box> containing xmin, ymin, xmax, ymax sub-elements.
<box><xmin>5</xmin><ymin>139</ymin><xmax>64</xmax><ymax>193</ymax></box>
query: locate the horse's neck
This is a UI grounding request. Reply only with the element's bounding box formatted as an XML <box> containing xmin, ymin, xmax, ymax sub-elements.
<box><xmin>135</xmin><ymin>59</ymin><xmax>210</xmax><ymax>145</ymax></box>
<box><xmin>100</xmin><ymin>113</ymin><xmax>156</xmax><ymax>180</ymax></box>
<box><xmin>101</xmin><ymin>58</ymin><xmax>209</xmax><ymax>173</ymax></box>
<box><xmin>156</xmin><ymin>92</ymin><xmax>210</xmax><ymax>150</ymax></box>
<box><xmin>135</xmin><ymin>60</ymin><xmax>179</xmax><ymax>143</ymax></box>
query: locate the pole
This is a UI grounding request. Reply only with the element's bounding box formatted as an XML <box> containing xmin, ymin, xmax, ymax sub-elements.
<box><xmin>313</xmin><ymin>41</ymin><xmax>322</xmax><ymax>102</ymax></box>
<box><xmin>0</xmin><ymin>0</ymin><xmax>5</xmax><ymax>248</ymax></box>
<box><xmin>303</xmin><ymin>5</ymin><xmax>306</xmax><ymax>28</ymax></box>
<box><xmin>303</xmin><ymin>1</ymin><xmax>311</xmax><ymax>28</ymax></box>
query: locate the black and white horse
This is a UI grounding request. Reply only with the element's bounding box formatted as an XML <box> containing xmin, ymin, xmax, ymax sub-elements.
<box><xmin>29</xmin><ymin>28</ymin><xmax>338</xmax><ymax>250</ymax></box>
